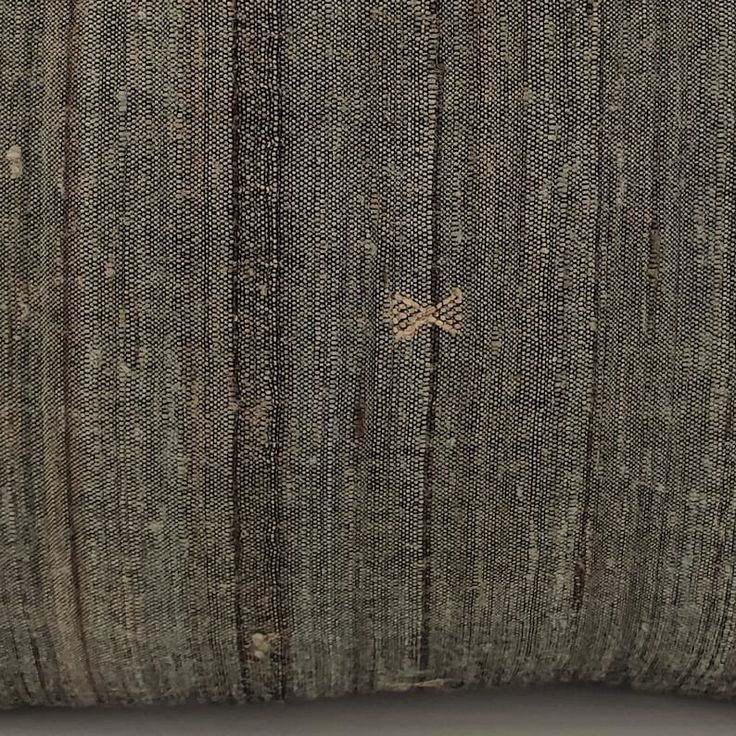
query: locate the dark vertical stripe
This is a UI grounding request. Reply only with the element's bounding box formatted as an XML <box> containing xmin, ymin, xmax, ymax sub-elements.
<box><xmin>59</xmin><ymin>0</ymin><xmax>98</xmax><ymax>704</ymax></box>
<box><xmin>420</xmin><ymin>0</ymin><xmax>446</xmax><ymax>675</ymax></box>
<box><xmin>270</xmin><ymin>3</ymin><xmax>288</xmax><ymax>697</ymax></box>
<box><xmin>574</xmin><ymin>0</ymin><xmax>605</xmax><ymax>616</ymax></box>
<box><xmin>229</xmin><ymin>0</ymin><xmax>248</xmax><ymax>696</ymax></box>
<box><xmin>232</xmin><ymin>0</ymin><xmax>288</xmax><ymax>699</ymax></box>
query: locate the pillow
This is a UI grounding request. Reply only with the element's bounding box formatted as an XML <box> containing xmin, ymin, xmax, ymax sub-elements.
<box><xmin>1</xmin><ymin>0</ymin><xmax>734</xmax><ymax>707</ymax></box>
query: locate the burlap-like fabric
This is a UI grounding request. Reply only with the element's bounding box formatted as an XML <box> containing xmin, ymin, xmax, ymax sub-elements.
<box><xmin>1</xmin><ymin>0</ymin><xmax>735</xmax><ymax>708</ymax></box>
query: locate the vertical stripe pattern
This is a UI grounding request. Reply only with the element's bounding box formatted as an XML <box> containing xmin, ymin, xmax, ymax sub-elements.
<box><xmin>0</xmin><ymin>0</ymin><xmax>734</xmax><ymax>707</ymax></box>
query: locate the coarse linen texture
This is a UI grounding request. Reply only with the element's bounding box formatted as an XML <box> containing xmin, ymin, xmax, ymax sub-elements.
<box><xmin>1</xmin><ymin>0</ymin><xmax>735</xmax><ymax>709</ymax></box>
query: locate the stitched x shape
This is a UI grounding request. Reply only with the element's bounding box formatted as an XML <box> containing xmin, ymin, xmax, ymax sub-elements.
<box><xmin>389</xmin><ymin>288</ymin><xmax>464</xmax><ymax>341</ymax></box>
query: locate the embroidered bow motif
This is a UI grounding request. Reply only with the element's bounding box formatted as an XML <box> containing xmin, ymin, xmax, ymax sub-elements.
<box><xmin>389</xmin><ymin>288</ymin><xmax>464</xmax><ymax>341</ymax></box>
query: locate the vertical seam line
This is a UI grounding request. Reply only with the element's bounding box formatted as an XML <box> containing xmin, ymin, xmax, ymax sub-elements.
<box><xmin>419</xmin><ymin>0</ymin><xmax>445</xmax><ymax>677</ymax></box>
<box><xmin>60</xmin><ymin>0</ymin><xmax>100</xmax><ymax>704</ymax></box>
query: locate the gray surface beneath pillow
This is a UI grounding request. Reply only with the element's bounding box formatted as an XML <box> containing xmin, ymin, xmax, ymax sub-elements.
<box><xmin>1</xmin><ymin>687</ymin><xmax>735</xmax><ymax>736</ymax></box>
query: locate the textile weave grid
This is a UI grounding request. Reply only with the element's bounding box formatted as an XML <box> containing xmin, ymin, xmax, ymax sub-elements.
<box><xmin>0</xmin><ymin>0</ymin><xmax>735</xmax><ymax>707</ymax></box>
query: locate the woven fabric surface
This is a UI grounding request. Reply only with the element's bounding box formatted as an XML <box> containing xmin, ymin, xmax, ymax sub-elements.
<box><xmin>1</xmin><ymin>0</ymin><xmax>735</xmax><ymax>708</ymax></box>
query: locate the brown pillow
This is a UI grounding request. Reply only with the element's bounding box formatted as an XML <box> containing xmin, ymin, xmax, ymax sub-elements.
<box><xmin>1</xmin><ymin>0</ymin><xmax>734</xmax><ymax>707</ymax></box>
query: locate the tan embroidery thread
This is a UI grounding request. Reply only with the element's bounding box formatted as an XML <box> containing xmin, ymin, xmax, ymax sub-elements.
<box><xmin>250</xmin><ymin>632</ymin><xmax>279</xmax><ymax>661</ymax></box>
<box><xmin>5</xmin><ymin>145</ymin><xmax>22</xmax><ymax>179</ymax></box>
<box><xmin>389</xmin><ymin>287</ymin><xmax>464</xmax><ymax>341</ymax></box>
